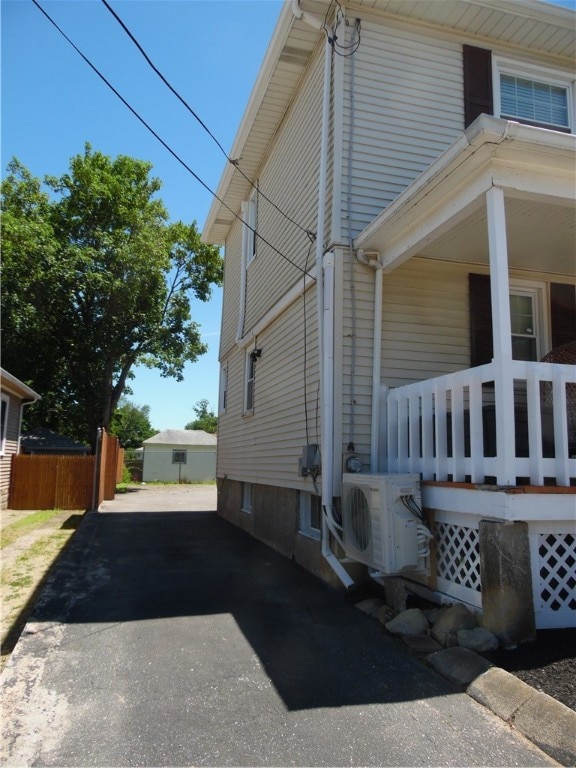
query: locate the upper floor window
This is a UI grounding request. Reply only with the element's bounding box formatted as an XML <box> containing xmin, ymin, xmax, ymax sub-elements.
<box><xmin>219</xmin><ymin>362</ymin><xmax>228</xmax><ymax>414</ymax></box>
<box><xmin>463</xmin><ymin>46</ymin><xmax>574</xmax><ymax>134</ymax></box>
<box><xmin>494</xmin><ymin>58</ymin><xmax>573</xmax><ymax>132</ymax></box>
<box><xmin>245</xmin><ymin>352</ymin><xmax>256</xmax><ymax>414</ymax></box>
<box><xmin>242</xmin><ymin>188</ymin><xmax>257</xmax><ymax>268</ymax></box>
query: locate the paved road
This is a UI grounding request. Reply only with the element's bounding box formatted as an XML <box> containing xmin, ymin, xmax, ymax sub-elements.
<box><xmin>1</xmin><ymin>485</ymin><xmax>554</xmax><ymax>767</ymax></box>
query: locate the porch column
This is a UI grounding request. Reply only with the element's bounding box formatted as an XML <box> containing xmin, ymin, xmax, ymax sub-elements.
<box><xmin>486</xmin><ymin>186</ymin><xmax>516</xmax><ymax>486</ymax></box>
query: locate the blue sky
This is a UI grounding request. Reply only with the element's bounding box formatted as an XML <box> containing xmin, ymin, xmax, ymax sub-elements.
<box><xmin>2</xmin><ymin>0</ymin><xmax>574</xmax><ymax>431</ymax></box>
<box><xmin>1</xmin><ymin>0</ymin><xmax>283</xmax><ymax>431</ymax></box>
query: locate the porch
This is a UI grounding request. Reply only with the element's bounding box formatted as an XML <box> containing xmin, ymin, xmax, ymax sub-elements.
<box><xmin>352</xmin><ymin>116</ymin><xmax>575</xmax><ymax>632</ymax></box>
<box><xmin>382</xmin><ymin>360</ymin><xmax>576</xmax><ymax>631</ymax></box>
<box><xmin>385</xmin><ymin>357</ymin><xmax>576</xmax><ymax>488</ymax></box>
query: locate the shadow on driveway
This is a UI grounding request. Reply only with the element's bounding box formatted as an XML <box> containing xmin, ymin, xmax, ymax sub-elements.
<box><xmin>30</xmin><ymin>507</ymin><xmax>454</xmax><ymax>712</ymax></box>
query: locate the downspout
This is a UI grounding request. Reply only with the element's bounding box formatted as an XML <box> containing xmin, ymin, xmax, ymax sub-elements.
<box><xmin>293</xmin><ymin>0</ymin><xmax>354</xmax><ymax>589</ymax></box>
<box><xmin>357</xmin><ymin>250</ymin><xmax>383</xmax><ymax>473</ymax></box>
<box><xmin>18</xmin><ymin>397</ymin><xmax>39</xmax><ymax>454</ymax></box>
<box><xmin>236</xmin><ymin>202</ymin><xmax>249</xmax><ymax>342</ymax></box>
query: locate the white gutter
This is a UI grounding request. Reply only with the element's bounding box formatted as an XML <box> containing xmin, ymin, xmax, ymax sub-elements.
<box><xmin>294</xmin><ymin>0</ymin><xmax>354</xmax><ymax>590</ymax></box>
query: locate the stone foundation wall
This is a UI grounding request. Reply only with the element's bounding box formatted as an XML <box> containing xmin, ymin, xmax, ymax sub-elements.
<box><xmin>216</xmin><ymin>477</ymin><xmax>352</xmax><ymax>588</ymax></box>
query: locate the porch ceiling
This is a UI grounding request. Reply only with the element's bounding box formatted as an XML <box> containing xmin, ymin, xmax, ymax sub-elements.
<box><xmin>419</xmin><ymin>197</ymin><xmax>575</xmax><ymax>275</ymax></box>
<box><xmin>353</xmin><ymin>116</ymin><xmax>576</xmax><ymax>279</ymax></box>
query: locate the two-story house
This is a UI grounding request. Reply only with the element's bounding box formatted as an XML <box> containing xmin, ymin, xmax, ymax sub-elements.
<box><xmin>203</xmin><ymin>0</ymin><xmax>576</xmax><ymax>639</ymax></box>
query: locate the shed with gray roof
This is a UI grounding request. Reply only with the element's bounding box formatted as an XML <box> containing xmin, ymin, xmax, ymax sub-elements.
<box><xmin>142</xmin><ymin>430</ymin><xmax>217</xmax><ymax>483</ymax></box>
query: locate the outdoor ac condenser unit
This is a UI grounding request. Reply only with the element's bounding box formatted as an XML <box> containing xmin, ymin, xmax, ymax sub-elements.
<box><xmin>341</xmin><ymin>473</ymin><xmax>429</xmax><ymax>574</ymax></box>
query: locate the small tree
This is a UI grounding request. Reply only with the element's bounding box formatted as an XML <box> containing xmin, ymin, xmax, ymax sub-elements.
<box><xmin>110</xmin><ymin>399</ymin><xmax>157</xmax><ymax>449</ymax></box>
<box><xmin>185</xmin><ymin>399</ymin><xmax>218</xmax><ymax>433</ymax></box>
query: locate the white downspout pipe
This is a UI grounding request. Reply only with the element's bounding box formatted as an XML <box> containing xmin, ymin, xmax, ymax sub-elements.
<box><xmin>357</xmin><ymin>251</ymin><xmax>384</xmax><ymax>474</ymax></box>
<box><xmin>294</xmin><ymin>0</ymin><xmax>353</xmax><ymax>589</ymax></box>
<box><xmin>370</xmin><ymin>264</ymin><xmax>383</xmax><ymax>473</ymax></box>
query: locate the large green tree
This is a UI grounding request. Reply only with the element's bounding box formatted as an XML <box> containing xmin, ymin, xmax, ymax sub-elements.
<box><xmin>1</xmin><ymin>146</ymin><xmax>222</xmax><ymax>449</ymax></box>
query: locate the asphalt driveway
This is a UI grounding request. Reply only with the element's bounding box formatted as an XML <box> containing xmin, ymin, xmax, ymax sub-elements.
<box><xmin>1</xmin><ymin>485</ymin><xmax>554</xmax><ymax>766</ymax></box>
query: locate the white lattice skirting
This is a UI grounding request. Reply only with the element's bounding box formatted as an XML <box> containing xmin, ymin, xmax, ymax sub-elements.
<box><xmin>529</xmin><ymin>522</ymin><xmax>576</xmax><ymax>629</ymax></box>
<box><xmin>433</xmin><ymin>514</ymin><xmax>576</xmax><ymax>628</ymax></box>
<box><xmin>434</xmin><ymin>512</ymin><xmax>482</xmax><ymax>609</ymax></box>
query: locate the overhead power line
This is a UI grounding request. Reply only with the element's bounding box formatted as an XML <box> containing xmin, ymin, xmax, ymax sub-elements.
<box><xmin>31</xmin><ymin>0</ymin><xmax>315</xmax><ymax>280</ymax></box>
<box><xmin>100</xmin><ymin>0</ymin><xmax>315</xmax><ymax>243</ymax></box>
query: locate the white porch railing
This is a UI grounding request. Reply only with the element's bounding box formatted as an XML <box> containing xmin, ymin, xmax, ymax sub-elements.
<box><xmin>386</xmin><ymin>361</ymin><xmax>576</xmax><ymax>487</ymax></box>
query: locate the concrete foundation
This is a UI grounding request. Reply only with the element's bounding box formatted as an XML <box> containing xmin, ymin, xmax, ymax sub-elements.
<box><xmin>479</xmin><ymin>519</ymin><xmax>536</xmax><ymax>644</ymax></box>
<box><xmin>217</xmin><ymin>478</ymin><xmax>360</xmax><ymax>588</ymax></box>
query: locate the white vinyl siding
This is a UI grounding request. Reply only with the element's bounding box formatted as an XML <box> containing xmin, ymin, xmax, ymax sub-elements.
<box><xmin>242</xmin><ymin>49</ymin><xmax>323</xmax><ymax>332</ymax></box>
<box><xmin>342</xmin><ymin>20</ymin><xmax>464</xmax><ymax>242</ymax></box>
<box><xmin>219</xmin><ymin>224</ymin><xmax>243</xmax><ymax>357</ymax></box>
<box><xmin>217</xmin><ymin>285</ymin><xmax>319</xmax><ymax>488</ymax></box>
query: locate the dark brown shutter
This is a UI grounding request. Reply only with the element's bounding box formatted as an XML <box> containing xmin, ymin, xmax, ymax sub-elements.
<box><xmin>469</xmin><ymin>273</ymin><xmax>493</xmax><ymax>366</ymax></box>
<box><xmin>550</xmin><ymin>283</ymin><xmax>576</xmax><ymax>349</ymax></box>
<box><xmin>463</xmin><ymin>45</ymin><xmax>493</xmax><ymax>128</ymax></box>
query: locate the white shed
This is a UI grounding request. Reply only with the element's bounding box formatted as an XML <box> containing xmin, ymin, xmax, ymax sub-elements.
<box><xmin>142</xmin><ymin>430</ymin><xmax>217</xmax><ymax>483</ymax></box>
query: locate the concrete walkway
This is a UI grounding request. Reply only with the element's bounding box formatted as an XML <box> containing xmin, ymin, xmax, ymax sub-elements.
<box><xmin>1</xmin><ymin>485</ymin><xmax>556</xmax><ymax>767</ymax></box>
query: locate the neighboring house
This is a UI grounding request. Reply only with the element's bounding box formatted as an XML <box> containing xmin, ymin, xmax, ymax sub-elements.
<box><xmin>142</xmin><ymin>430</ymin><xmax>217</xmax><ymax>483</ymax></box>
<box><xmin>0</xmin><ymin>369</ymin><xmax>40</xmax><ymax>508</ymax></box>
<box><xmin>20</xmin><ymin>427</ymin><xmax>90</xmax><ymax>455</ymax></box>
<box><xmin>203</xmin><ymin>0</ymin><xmax>575</xmax><ymax>636</ymax></box>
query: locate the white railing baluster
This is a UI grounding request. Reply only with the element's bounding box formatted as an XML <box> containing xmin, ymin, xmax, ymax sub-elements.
<box><xmin>469</xmin><ymin>377</ymin><xmax>484</xmax><ymax>483</ymax></box>
<box><xmin>526</xmin><ymin>366</ymin><xmax>544</xmax><ymax>486</ymax></box>
<box><xmin>421</xmin><ymin>388</ymin><xmax>435</xmax><ymax>480</ymax></box>
<box><xmin>553</xmin><ymin>367</ymin><xmax>570</xmax><ymax>486</ymax></box>
<box><xmin>384</xmin><ymin>360</ymin><xmax>575</xmax><ymax>487</ymax></box>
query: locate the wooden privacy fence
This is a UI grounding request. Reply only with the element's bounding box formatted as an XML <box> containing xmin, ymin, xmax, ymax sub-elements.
<box><xmin>8</xmin><ymin>431</ymin><xmax>123</xmax><ymax>510</ymax></box>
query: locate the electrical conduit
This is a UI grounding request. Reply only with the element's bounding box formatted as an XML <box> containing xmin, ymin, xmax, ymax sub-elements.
<box><xmin>293</xmin><ymin>0</ymin><xmax>354</xmax><ymax>589</ymax></box>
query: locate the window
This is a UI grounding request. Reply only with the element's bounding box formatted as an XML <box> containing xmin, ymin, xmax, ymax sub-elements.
<box><xmin>510</xmin><ymin>291</ymin><xmax>538</xmax><ymax>361</ymax></box>
<box><xmin>0</xmin><ymin>395</ymin><xmax>8</xmax><ymax>455</ymax></box>
<box><xmin>219</xmin><ymin>363</ymin><xmax>228</xmax><ymax>414</ymax></box>
<box><xmin>242</xmin><ymin>189</ymin><xmax>257</xmax><ymax>268</ymax></box>
<box><xmin>244</xmin><ymin>353</ymin><xmax>255</xmax><ymax>413</ymax></box>
<box><xmin>241</xmin><ymin>482</ymin><xmax>252</xmax><ymax>513</ymax></box>
<box><xmin>299</xmin><ymin>491</ymin><xmax>322</xmax><ymax>540</ymax></box>
<box><xmin>172</xmin><ymin>450</ymin><xmax>187</xmax><ymax>464</ymax></box>
<box><xmin>469</xmin><ymin>274</ymin><xmax>551</xmax><ymax>365</ymax></box>
<box><xmin>494</xmin><ymin>58</ymin><xmax>573</xmax><ymax>132</ymax></box>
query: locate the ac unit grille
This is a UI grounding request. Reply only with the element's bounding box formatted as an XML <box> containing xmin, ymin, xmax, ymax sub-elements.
<box><xmin>346</xmin><ymin>486</ymin><xmax>371</xmax><ymax>552</ymax></box>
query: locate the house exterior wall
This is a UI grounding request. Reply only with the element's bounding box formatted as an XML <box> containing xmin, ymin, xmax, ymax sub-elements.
<box><xmin>142</xmin><ymin>445</ymin><xmax>216</xmax><ymax>483</ymax></box>
<box><xmin>341</xmin><ymin>17</ymin><xmax>464</xmax><ymax>243</ymax></box>
<box><xmin>239</xmin><ymin>45</ymin><xmax>325</xmax><ymax>340</ymax></box>
<box><xmin>218</xmin><ymin>284</ymin><xmax>319</xmax><ymax>488</ymax></box>
<box><xmin>0</xmin><ymin>391</ymin><xmax>21</xmax><ymax>508</ymax></box>
<box><xmin>214</xmin><ymin>4</ymin><xmax>575</xmax><ymax>616</ymax></box>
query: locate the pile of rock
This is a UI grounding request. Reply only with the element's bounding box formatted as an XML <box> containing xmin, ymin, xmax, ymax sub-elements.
<box><xmin>354</xmin><ymin>597</ymin><xmax>500</xmax><ymax>654</ymax></box>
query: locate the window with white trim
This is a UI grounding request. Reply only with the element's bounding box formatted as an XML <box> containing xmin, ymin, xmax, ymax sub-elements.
<box><xmin>299</xmin><ymin>491</ymin><xmax>321</xmax><ymax>540</ymax></box>
<box><xmin>494</xmin><ymin>58</ymin><xmax>574</xmax><ymax>132</ymax></box>
<box><xmin>0</xmin><ymin>395</ymin><xmax>9</xmax><ymax>455</ymax></box>
<box><xmin>241</xmin><ymin>482</ymin><xmax>252</xmax><ymax>513</ymax></box>
<box><xmin>509</xmin><ymin>281</ymin><xmax>547</xmax><ymax>362</ymax></box>
<box><xmin>172</xmin><ymin>450</ymin><xmax>187</xmax><ymax>464</ymax></box>
<box><xmin>242</xmin><ymin>188</ymin><xmax>257</xmax><ymax>268</ymax></box>
<box><xmin>244</xmin><ymin>352</ymin><xmax>255</xmax><ymax>413</ymax></box>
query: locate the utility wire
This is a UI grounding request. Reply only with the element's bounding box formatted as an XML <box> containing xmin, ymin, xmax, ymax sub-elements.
<box><xmin>31</xmin><ymin>0</ymin><xmax>315</xmax><ymax>280</ymax></box>
<box><xmin>100</xmin><ymin>0</ymin><xmax>315</xmax><ymax>244</ymax></box>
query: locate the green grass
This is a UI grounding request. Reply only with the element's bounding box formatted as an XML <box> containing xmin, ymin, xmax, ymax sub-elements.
<box><xmin>1</xmin><ymin>509</ymin><xmax>65</xmax><ymax>549</ymax></box>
